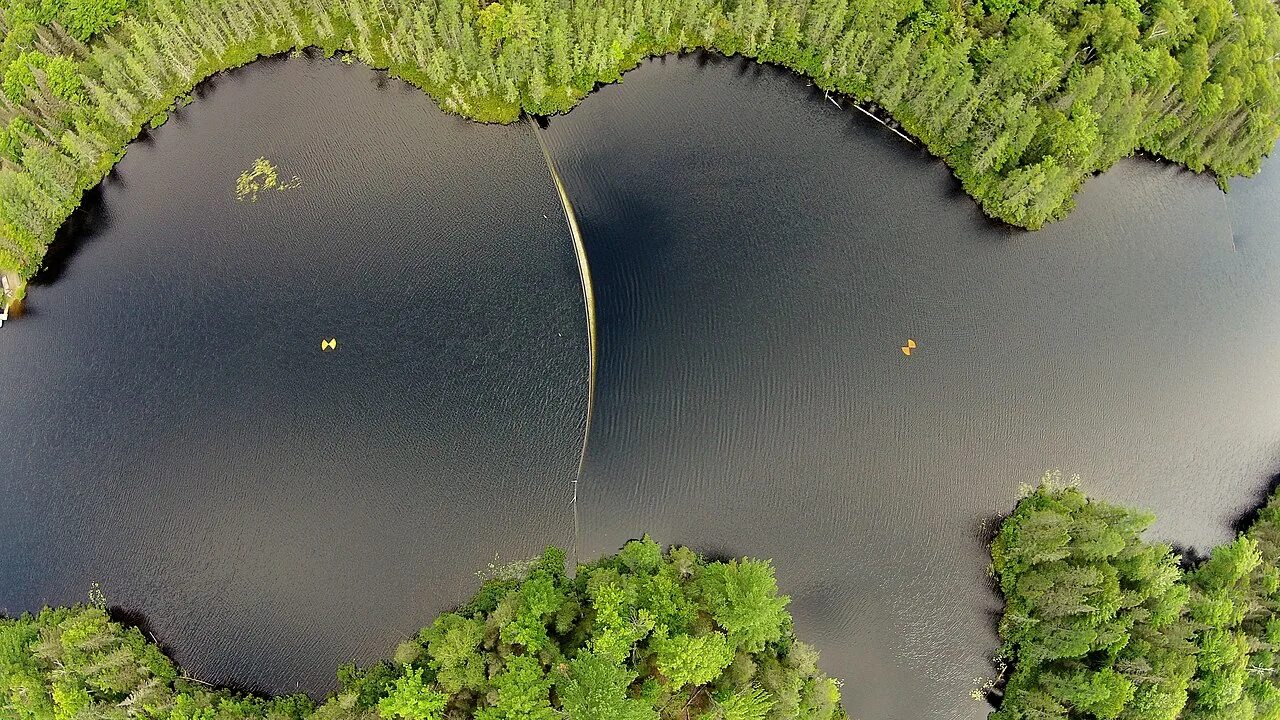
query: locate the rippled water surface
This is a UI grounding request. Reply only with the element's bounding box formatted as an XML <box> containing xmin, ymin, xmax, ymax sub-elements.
<box><xmin>0</xmin><ymin>55</ymin><xmax>586</xmax><ymax>693</ymax></box>
<box><xmin>543</xmin><ymin>56</ymin><xmax>1280</xmax><ymax>720</ymax></box>
<box><xmin>3</xmin><ymin>52</ymin><xmax>1280</xmax><ymax>720</ymax></box>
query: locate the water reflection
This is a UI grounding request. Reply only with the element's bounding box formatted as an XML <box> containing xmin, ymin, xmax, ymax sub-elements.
<box><xmin>542</xmin><ymin>55</ymin><xmax>1280</xmax><ymax>720</ymax></box>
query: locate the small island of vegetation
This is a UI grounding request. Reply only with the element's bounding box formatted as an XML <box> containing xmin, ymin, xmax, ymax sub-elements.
<box><xmin>990</xmin><ymin>478</ymin><xmax>1280</xmax><ymax>720</ymax></box>
<box><xmin>2</xmin><ymin>0</ymin><xmax>1280</xmax><ymax>304</ymax></box>
<box><xmin>235</xmin><ymin>156</ymin><xmax>299</xmax><ymax>202</ymax></box>
<box><xmin>0</xmin><ymin>539</ymin><xmax>846</xmax><ymax>720</ymax></box>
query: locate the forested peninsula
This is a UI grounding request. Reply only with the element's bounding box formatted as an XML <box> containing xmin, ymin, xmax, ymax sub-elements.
<box><xmin>0</xmin><ymin>540</ymin><xmax>846</xmax><ymax>720</ymax></box>
<box><xmin>990</xmin><ymin>479</ymin><xmax>1280</xmax><ymax>720</ymax></box>
<box><xmin>3</xmin><ymin>0</ymin><xmax>1280</xmax><ymax>305</ymax></box>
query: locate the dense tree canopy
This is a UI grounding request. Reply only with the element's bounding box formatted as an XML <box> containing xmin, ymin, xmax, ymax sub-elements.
<box><xmin>0</xmin><ymin>0</ymin><xmax>1279</xmax><ymax>305</ymax></box>
<box><xmin>0</xmin><ymin>539</ymin><xmax>846</xmax><ymax>720</ymax></box>
<box><xmin>990</xmin><ymin>480</ymin><xmax>1280</xmax><ymax>720</ymax></box>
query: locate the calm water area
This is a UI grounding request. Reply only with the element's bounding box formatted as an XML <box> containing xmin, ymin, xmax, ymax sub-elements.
<box><xmin>3</xmin><ymin>52</ymin><xmax>1279</xmax><ymax>719</ymax></box>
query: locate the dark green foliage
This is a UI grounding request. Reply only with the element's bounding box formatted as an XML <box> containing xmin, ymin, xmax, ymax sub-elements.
<box><xmin>0</xmin><ymin>541</ymin><xmax>845</xmax><ymax>720</ymax></box>
<box><xmin>2</xmin><ymin>0</ymin><xmax>1280</xmax><ymax>304</ymax></box>
<box><xmin>0</xmin><ymin>604</ymin><xmax>311</xmax><ymax>720</ymax></box>
<box><xmin>991</xmin><ymin>481</ymin><xmax>1280</xmax><ymax>720</ymax></box>
<box><xmin>991</xmin><ymin>482</ymin><xmax>1195</xmax><ymax>720</ymax></box>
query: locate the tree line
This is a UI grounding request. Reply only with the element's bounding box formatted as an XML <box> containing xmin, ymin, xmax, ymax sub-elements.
<box><xmin>0</xmin><ymin>0</ymin><xmax>1279</xmax><ymax>302</ymax></box>
<box><xmin>990</xmin><ymin>477</ymin><xmax>1280</xmax><ymax>720</ymax></box>
<box><xmin>0</xmin><ymin>540</ymin><xmax>845</xmax><ymax>720</ymax></box>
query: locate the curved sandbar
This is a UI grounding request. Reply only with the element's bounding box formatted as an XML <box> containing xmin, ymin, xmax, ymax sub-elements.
<box><xmin>530</xmin><ymin>117</ymin><xmax>597</xmax><ymax>561</ymax></box>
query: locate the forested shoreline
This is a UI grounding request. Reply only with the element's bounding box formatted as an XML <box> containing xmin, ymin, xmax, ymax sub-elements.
<box><xmin>2</xmin><ymin>0</ymin><xmax>1280</xmax><ymax>305</ymax></box>
<box><xmin>0</xmin><ymin>540</ymin><xmax>845</xmax><ymax>720</ymax></box>
<box><xmin>990</xmin><ymin>479</ymin><xmax>1280</xmax><ymax>720</ymax></box>
<box><xmin>10</xmin><ymin>485</ymin><xmax>1280</xmax><ymax>720</ymax></box>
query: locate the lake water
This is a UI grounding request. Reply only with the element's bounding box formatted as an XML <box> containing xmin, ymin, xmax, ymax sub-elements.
<box><xmin>3</xmin><ymin>51</ymin><xmax>1280</xmax><ymax>720</ymax></box>
<box><xmin>0</xmin><ymin>55</ymin><xmax>586</xmax><ymax>694</ymax></box>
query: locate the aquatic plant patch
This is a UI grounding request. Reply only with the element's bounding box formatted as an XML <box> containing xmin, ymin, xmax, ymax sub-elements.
<box><xmin>235</xmin><ymin>157</ymin><xmax>300</xmax><ymax>203</ymax></box>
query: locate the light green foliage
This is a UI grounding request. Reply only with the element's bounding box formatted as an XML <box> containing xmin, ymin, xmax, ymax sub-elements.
<box><xmin>0</xmin><ymin>606</ymin><xmax>313</xmax><ymax>720</ymax></box>
<box><xmin>419</xmin><ymin>615</ymin><xmax>485</xmax><ymax>694</ymax></box>
<box><xmin>2</xmin><ymin>0</ymin><xmax>1280</xmax><ymax>293</ymax></box>
<box><xmin>700</xmin><ymin>560</ymin><xmax>791</xmax><ymax>653</ymax></box>
<box><xmin>235</xmin><ymin>157</ymin><xmax>300</xmax><ymax>202</ymax></box>
<box><xmin>0</xmin><ymin>118</ymin><xmax>37</xmax><ymax>162</ymax></box>
<box><xmin>717</xmin><ymin>686</ymin><xmax>775</xmax><ymax>720</ymax></box>
<box><xmin>58</xmin><ymin>0</ymin><xmax>129</xmax><ymax>40</ymax></box>
<box><xmin>587</xmin><ymin>579</ymin><xmax>655</xmax><ymax>662</ymax></box>
<box><xmin>991</xmin><ymin>479</ymin><xmax>1194</xmax><ymax>720</ymax></box>
<box><xmin>0</xmin><ymin>50</ymin><xmax>83</xmax><ymax>106</ymax></box>
<box><xmin>654</xmin><ymin>632</ymin><xmax>734</xmax><ymax>687</ymax></box>
<box><xmin>990</xmin><ymin>479</ymin><xmax>1280</xmax><ymax>720</ymax></box>
<box><xmin>1183</xmin><ymin>529</ymin><xmax>1269</xmax><ymax>719</ymax></box>
<box><xmin>171</xmin><ymin>693</ymin><xmax>217</xmax><ymax>720</ymax></box>
<box><xmin>2</xmin><ymin>52</ymin><xmax>40</xmax><ymax>103</ymax></box>
<box><xmin>0</xmin><ymin>542</ymin><xmax>844</xmax><ymax>720</ymax></box>
<box><xmin>337</xmin><ymin>662</ymin><xmax>398</xmax><ymax>710</ymax></box>
<box><xmin>43</xmin><ymin>55</ymin><xmax>86</xmax><ymax>105</ymax></box>
<box><xmin>377</xmin><ymin>666</ymin><xmax>448</xmax><ymax>720</ymax></box>
<box><xmin>618</xmin><ymin>537</ymin><xmax>664</xmax><ymax>574</ymax></box>
<box><xmin>556</xmin><ymin>653</ymin><xmax>656</xmax><ymax>720</ymax></box>
<box><xmin>474</xmin><ymin>655</ymin><xmax>555</xmax><ymax>720</ymax></box>
<box><xmin>497</xmin><ymin>568</ymin><xmax>565</xmax><ymax>651</ymax></box>
<box><xmin>49</xmin><ymin>679</ymin><xmax>90</xmax><ymax>720</ymax></box>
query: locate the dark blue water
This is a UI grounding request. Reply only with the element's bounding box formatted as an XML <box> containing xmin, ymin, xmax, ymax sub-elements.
<box><xmin>543</xmin><ymin>56</ymin><xmax>1280</xmax><ymax>720</ymax></box>
<box><xmin>0</xmin><ymin>54</ymin><xmax>586</xmax><ymax>692</ymax></box>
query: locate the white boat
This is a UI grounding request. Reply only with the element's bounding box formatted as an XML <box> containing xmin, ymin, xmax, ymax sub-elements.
<box><xmin>0</xmin><ymin>275</ymin><xmax>9</xmax><ymax>327</ymax></box>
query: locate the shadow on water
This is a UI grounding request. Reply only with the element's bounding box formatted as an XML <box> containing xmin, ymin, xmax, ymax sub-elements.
<box><xmin>683</xmin><ymin>50</ymin><xmax>1053</xmax><ymax>240</ymax></box>
<box><xmin>1231</xmin><ymin>473</ymin><xmax>1280</xmax><ymax>536</ymax></box>
<box><xmin>24</xmin><ymin>48</ymin><xmax>317</xmax><ymax>296</ymax></box>
<box><xmin>975</xmin><ymin>509</ymin><xmax>1013</xmax><ymax>708</ymax></box>
<box><xmin>2</xmin><ymin>55</ymin><xmax>585</xmax><ymax>698</ymax></box>
<box><xmin>695</xmin><ymin>49</ymin><xmax>1029</xmax><ymax>238</ymax></box>
<box><xmin>576</xmin><ymin>201</ymin><xmax>674</xmax><ymax>336</ymax></box>
<box><xmin>30</xmin><ymin>186</ymin><xmax>109</xmax><ymax>288</ymax></box>
<box><xmin>108</xmin><ymin>606</ymin><xmax>287</xmax><ymax>697</ymax></box>
<box><xmin>1161</xmin><ymin>472</ymin><xmax>1280</xmax><ymax>567</ymax></box>
<box><xmin>108</xmin><ymin>606</ymin><xmax>168</xmax><ymax>654</ymax></box>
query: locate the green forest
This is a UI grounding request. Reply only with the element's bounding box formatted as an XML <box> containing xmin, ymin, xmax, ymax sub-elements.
<box><xmin>990</xmin><ymin>480</ymin><xmax>1280</xmax><ymax>720</ymax></box>
<box><xmin>1</xmin><ymin>0</ymin><xmax>1280</xmax><ymax>304</ymax></box>
<box><xmin>0</xmin><ymin>540</ymin><xmax>846</xmax><ymax>720</ymax></box>
<box><xmin>11</xmin><ymin>487</ymin><xmax>1280</xmax><ymax>720</ymax></box>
